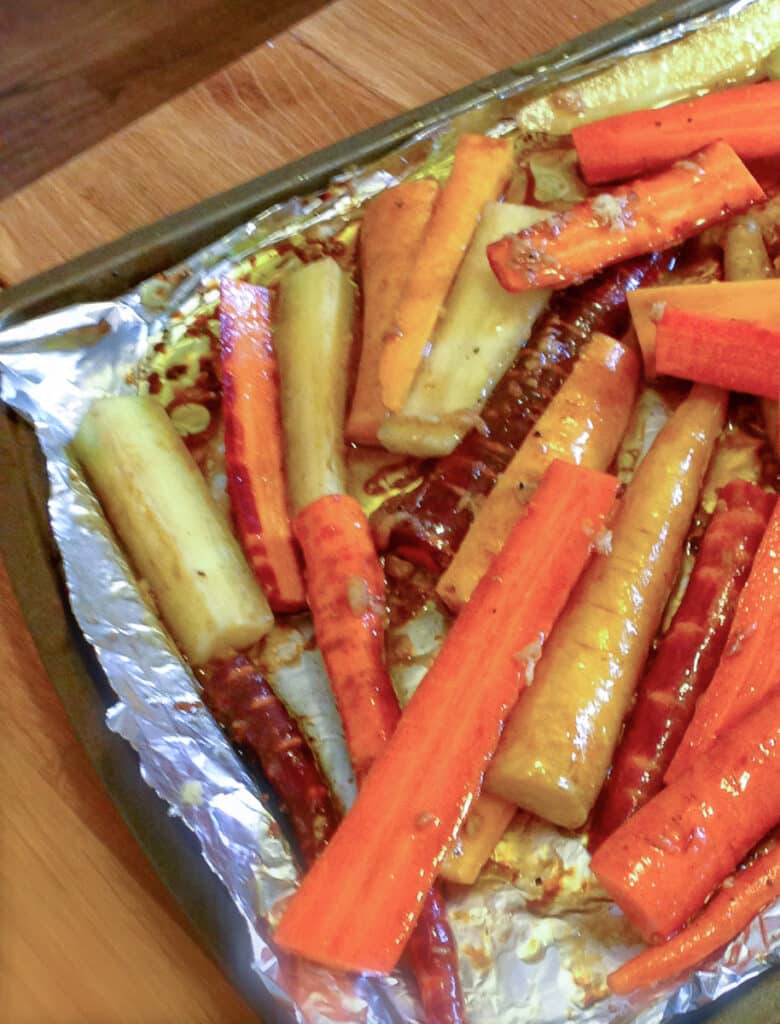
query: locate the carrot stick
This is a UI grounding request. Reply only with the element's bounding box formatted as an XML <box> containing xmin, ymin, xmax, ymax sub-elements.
<box><xmin>437</xmin><ymin>332</ymin><xmax>640</xmax><ymax>610</ymax></box>
<box><xmin>275</xmin><ymin>460</ymin><xmax>618</xmax><ymax>973</ymax></box>
<box><xmin>608</xmin><ymin>835</ymin><xmax>780</xmax><ymax>995</ymax></box>
<box><xmin>439</xmin><ymin>792</ymin><xmax>517</xmax><ymax>885</ymax></box>
<box><xmin>202</xmin><ymin>656</ymin><xmax>339</xmax><ymax>866</ymax></box>
<box><xmin>487</xmin><ymin>142</ymin><xmax>764</xmax><ymax>293</ymax></box>
<box><xmin>346</xmin><ymin>180</ymin><xmax>439</xmax><ymax>445</ymax></box>
<box><xmin>294</xmin><ymin>493</ymin><xmax>465</xmax><ymax>1022</ymax></box>
<box><xmin>628</xmin><ymin>279</ymin><xmax>780</xmax><ymax>378</ymax></box>
<box><xmin>588</xmin><ymin>480</ymin><xmax>774</xmax><ymax>850</ymax></box>
<box><xmin>655</xmin><ymin>306</ymin><xmax>780</xmax><ymax>400</ymax></box>
<box><xmin>572</xmin><ymin>81</ymin><xmax>780</xmax><ymax>185</ymax></box>
<box><xmin>484</xmin><ymin>385</ymin><xmax>727</xmax><ymax>830</ymax></box>
<box><xmin>666</xmin><ymin>492</ymin><xmax>780</xmax><ymax>782</ymax></box>
<box><xmin>374</xmin><ymin>252</ymin><xmax>671</xmax><ymax>574</ymax></box>
<box><xmin>219</xmin><ymin>277</ymin><xmax>306</xmax><ymax>611</ymax></box>
<box><xmin>379</xmin><ymin>134</ymin><xmax>514</xmax><ymax>411</ymax></box>
<box><xmin>293</xmin><ymin>494</ymin><xmax>399</xmax><ymax>782</ymax></box>
<box><xmin>591</xmin><ymin>688</ymin><xmax>780</xmax><ymax>942</ymax></box>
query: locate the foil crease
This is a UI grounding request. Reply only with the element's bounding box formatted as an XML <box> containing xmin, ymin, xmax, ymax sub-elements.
<box><xmin>2</xmin><ymin>1</ymin><xmax>780</xmax><ymax>1021</ymax></box>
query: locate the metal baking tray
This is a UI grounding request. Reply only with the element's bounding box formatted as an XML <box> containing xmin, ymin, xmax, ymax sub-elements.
<box><xmin>1</xmin><ymin>1</ymin><xmax>777</xmax><ymax>1019</ymax></box>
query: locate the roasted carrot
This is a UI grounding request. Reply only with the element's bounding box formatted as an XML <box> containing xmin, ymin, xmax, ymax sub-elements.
<box><xmin>487</xmin><ymin>142</ymin><xmax>763</xmax><ymax>293</ymax></box>
<box><xmin>346</xmin><ymin>180</ymin><xmax>439</xmax><ymax>445</ymax></box>
<box><xmin>666</xmin><ymin>492</ymin><xmax>780</xmax><ymax>782</ymax></box>
<box><xmin>294</xmin><ymin>493</ymin><xmax>465</xmax><ymax>1022</ymax></box>
<box><xmin>275</xmin><ymin>460</ymin><xmax>618</xmax><ymax>973</ymax></box>
<box><xmin>379</xmin><ymin>134</ymin><xmax>514</xmax><ymax>411</ymax></box>
<box><xmin>485</xmin><ymin>385</ymin><xmax>727</xmax><ymax>830</ymax></box>
<box><xmin>591</xmin><ymin>688</ymin><xmax>780</xmax><ymax>942</ymax></box>
<box><xmin>373</xmin><ymin>252</ymin><xmax>672</xmax><ymax>573</ymax></box>
<box><xmin>202</xmin><ymin>656</ymin><xmax>339</xmax><ymax>866</ymax></box>
<box><xmin>588</xmin><ymin>480</ymin><xmax>774</xmax><ymax>849</ymax></box>
<box><xmin>219</xmin><ymin>277</ymin><xmax>306</xmax><ymax>612</ymax></box>
<box><xmin>572</xmin><ymin>81</ymin><xmax>780</xmax><ymax>185</ymax></box>
<box><xmin>628</xmin><ymin>278</ymin><xmax>780</xmax><ymax>378</ymax></box>
<box><xmin>655</xmin><ymin>306</ymin><xmax>780</xmax><ymax>400</ymax></box>
<box><xmin>406</xmin><ymin>886</ymin><xmax>466</xmax><ymax>1024</ymax></box>
<box><xmin>440</xmin><ymin>792</ymin><xmax>517</xmax><ymax>886</ymax></box>
<box><xmin>608</xmin><ymin>835</ymin><xmax>780</xmax><ymax>994</ymax></box>
<box><xmin>293</xmin><ymin>494</ymin><xmax>399</xmax><ymax>782</ymax></box>
<box><xmin>437</xmin><ymin>332</ymin><xmax>640</xmax><ymax>610</ymax></box>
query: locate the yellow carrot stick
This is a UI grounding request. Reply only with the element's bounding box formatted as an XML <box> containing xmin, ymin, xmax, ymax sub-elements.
<box><xmin>485</xmin><ymin>384</ymin><xmax>727</xmax><ymax>829</ymax></box>
<box><xmin>379</xmin><ymin>134</ymin><xmax>515</xmax><ymax>412</ymax></box>
<box><xmin>439</xmin><ymin>792</ymin><xmax>516</xmax><ymax>885</ymax></box>
<box><xmin>437</xmin><ymin>333</ymin><xmax>640</xmax><ymax>611</ymax></box>
<box><xmin>346</xmin><ymin>180</ymin><xmax>438</xmax><ymax>445</ymax></box>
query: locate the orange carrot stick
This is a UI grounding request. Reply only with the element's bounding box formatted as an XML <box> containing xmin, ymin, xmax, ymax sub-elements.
<box><xmin>591</xmin><ymin>687</ymin><xmax>780</xmax><ymax>943</ymax></box>
<box><xmin>655</xmin><ymin>306</ymin><xmax>780</xmax><ymax>399</ymax></box>
<box><xmin>608</xmin><ymin>835</ymin><xmax>780</xmax><ymax>995</ymax></box>
<box><xmin>379</xmin><ymin>134</ymin><xmax>514</xmax><ymax>411</ymax></box>
<box><xmin>666</xmin><ymin>492</ymin><xmax>780</xmax><ymax>782</ymax></box>
<box><xmin>572</xmin><ymin>81</ymin><xmax>780</xmax><ymax>185</ymax></box>
<box><xmin>588</xmin><ymin>480</ymin><xmax>774</xmax><ymax>850</ymax></box>
<box><xmin>627</xmin><ymin>279</ymin><xmax>780</xmax><ymax>378</ymax></box>
<box><xmin>346</xmin><ymin>180</ymin><xmax>439</xmax><ymax>445</ymax></box>
<box><xmin>293</xmin><ymin>494</ymin><xmax>399</xmax><ymax>782</ymax></box>
<box><xmin>294</xmin><ymin>493</ymin><xmax>465</xmax><ymax>1022</ymax></box>
<box><xmin>276</xmin><ymin>460</ymin><xmax>618</xmax><ymax>974</ymax></box>
<box><xmin>487</xmin><ymin>142</ymin><xmax>764</xmax><ymax>293</ymax></box>
<box><xmin>220</xmin><ymin>277</ymin><xmax>306</xmax><ymax>611</ymax></box>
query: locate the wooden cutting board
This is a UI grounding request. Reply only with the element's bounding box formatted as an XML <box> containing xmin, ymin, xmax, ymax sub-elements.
<box><xmin>10</xmin><ymin>2</ymin><xmax>773</xmax><ymax>1023</ymax></box>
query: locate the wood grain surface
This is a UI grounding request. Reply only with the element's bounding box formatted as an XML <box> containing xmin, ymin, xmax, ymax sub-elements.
<box><xmin>5</xmin><ymin>1</ymin><xmax>733</xmax><ymax>1022</ymax></box>
<box><xmin>0</xmin><ymin>0</ymin><xmax>329</xmax><ymax>199</ymax></box>
<box><xmin>0</xmin><ymin>0</ymin><xmax>637</xmax><ymax>287</ymax></box>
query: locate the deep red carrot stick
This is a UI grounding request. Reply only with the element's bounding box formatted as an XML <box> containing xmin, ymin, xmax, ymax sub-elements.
<box><xmin>588</xmin><ymin>480</ymin><xmax>775</xmax><ymax>849</ymax></box>
<box><xmin>294</xmin><ymin>493</ymin><xmax>465</xmax><ymax>1022</ymax></box>
<box><xmin>591</xmin><ymin>687</ymin><xmax>780</xmax><ymax>943</ymax></box>
<box><xmin>654</xmin><ymin>305</ymin><xmax>780</xmax><ymax>400</ymax></box>
<box><xmin>202</xmin><ymin>656</ymin><xmax>339</xmax><ymax>866</ymax></box>
<box><xmin>608</xmin><ymin>834</ymin><xmax>780</xmax><ymax>995</ymax></box>
<box><xmin>487</xmin><ymin>142</ymin><xmax>763</xmax><ymax>293</ymax></box>
<box><xmin>666</xmin><ymin>492</ymin><xmax>780</xmax><ymax>782</ymax></box>
<box><xmin>294</xmin><ymin>494</ymin><xmax>400</xmax><ymax>781</ymax></box>
<box><xmin>220</xmin><ymin>277</ymin><xmax>306</xmax><ymax>611</ymax></box>
<box><xmin>373</xmin><ymin>251</ymin><xmax>672</xmax><ymax>574</ymax></box>
<box><xmin>276</xmin><ymin>461</ymin><xmax>619</xmax><ymax>974</ymax></box>
<box><xmin>573</xmin><ymin>81</ymin><xmax>780</xmax><ymax>186</ymax></box>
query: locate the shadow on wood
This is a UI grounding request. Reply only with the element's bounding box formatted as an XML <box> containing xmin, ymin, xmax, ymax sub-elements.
<box><xmin>0</xmin><ymin>0</ymin><xmax>330</xmax><ymax>198</ymax></box>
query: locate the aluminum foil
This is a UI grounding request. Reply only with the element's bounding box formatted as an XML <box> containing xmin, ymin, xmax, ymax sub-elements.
<box><xmin>3</xmin><ymin>1</ymin><xmax>780</xmax><ymax>1021</ymax></box>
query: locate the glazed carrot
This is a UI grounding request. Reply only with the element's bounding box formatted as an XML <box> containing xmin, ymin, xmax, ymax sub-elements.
<box><xmin>374</xmin><ymin>252</ymin><xmax>671</xmax><ymax>574</ymax></box>
<box><xmin>379</xmin><ymin>134</ymin><xmax>514</xmax><ymax>411</ymax></box>
<box><xmin>440</xmin><ymin>792</ymin><xmax>517</xmax><ymax>885</ymax></box>
<box><xmin>608</xmin><ymin>835</ymin><xmax>780</xmax><ymax>994</ymax></box>
<box><xmin>293</xmin><ymin>494</ymin><xmax>399</xmax><ymax>782</ymax></box>
<box><xmin>591</xmin><ymin>688</ymin><xmax>780</xmax><ymax>942</ymax></box>
<box><xmin>275</xmin><ymin>460</ymin><xmax>618</xmax><ymax>973</ymax></box>
<box><xmin>202</xmin><ymin>656</ymin><xmax>339</xmax><ymax>866</ymax></box>
<box><xmin>487</xmin><ymin>142</ymin><xmax>763</xmax><ymax>293</ymax></box>
<box><xmin>655</xmin><ymin>306</ymin><xmax>780</xmax><ymax>400</ymax></box>
<box><xmin>485</xmin><ymin>385</ymin><xmax>727</xmax><ymax>830</ymax></box>
<box><xmin>667</xmin><ymin>494</ymin><xmax>780</xmax><ymax>782</ymax></box>
<box><xmin>628</xmin><ymin>279</ymin><xmax>780</xmax><ymax>377</ymax></box>
<box><xmin>437</xmin><ymin>332</ymin><xmax>640</xmax><ymax>610</ymax></box>
<box><xmin>295</xmin><ymin>494</ymin><xmax>465</xmax><ymax>1022</ymax></box>
<box><xmin>588</xmin><ymin>480</ymin><xmax>775</xmax><ymax>849</ymax></box>
<box><xmin>219</xmin><ymin>278</ymin><xmax>306</xmax><ymax>612</ymax></box>
<box><xmin>572</xmin><ymin>81</ymin><xmax>780</xmax><ymax>185</ymax></box>
<box><xmin>346</xmin><ymin>180</ymin><xmax>439</xmax><ymax>445</ymax></box>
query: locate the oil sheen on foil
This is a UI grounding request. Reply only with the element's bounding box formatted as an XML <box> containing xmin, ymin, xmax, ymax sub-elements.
<box><xmin>2</xmin><ymin>1</ymin><xmax>780</xmax><ymax>1021</ymax></box>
